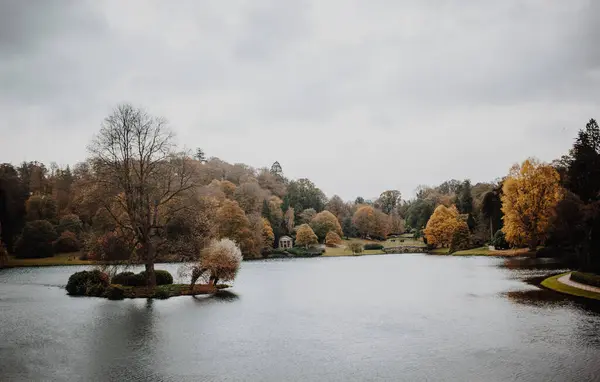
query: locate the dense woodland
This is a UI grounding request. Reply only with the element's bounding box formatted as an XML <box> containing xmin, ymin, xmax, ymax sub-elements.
<box><xmin>1</xmin><ymin>105</ymin><xmax>599</xmax><ymax>285</ymax></box>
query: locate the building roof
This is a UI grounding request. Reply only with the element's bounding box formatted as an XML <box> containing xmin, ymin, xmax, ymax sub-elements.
<box><xmin>279</xmin><ymin>235</ymin><xmax>293</xmax><ymax>241</ymax></box>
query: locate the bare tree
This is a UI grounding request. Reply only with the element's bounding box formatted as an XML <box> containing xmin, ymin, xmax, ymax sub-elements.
<box><xmin>88</xmin><ymin>104</ymin><xmax>198</xmax><ymax>287</ymax></box>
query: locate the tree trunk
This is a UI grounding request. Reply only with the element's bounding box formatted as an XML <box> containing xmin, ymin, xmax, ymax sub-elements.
<box><xmin>141</xmin><ymin>242</ymin><xmax>156</xmax><ymax>288</ymax></box>
<box><xmin>489</xmin><ymin>217</ymin><xmax>494</xmax><ymax>242</ymax></box>
<box><xmin>145</xmin><ymin>262</ymin><xmax>156</xmax><ymax>288</ymax></box>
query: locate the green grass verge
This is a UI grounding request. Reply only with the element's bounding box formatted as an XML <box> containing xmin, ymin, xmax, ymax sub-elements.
<box><xmin>5</xmin><ymin>252</ymin><xmax>96</xmax><ymax>267</ymax></box>
<box><xmin>541</xmin><ymin>273</ymin><xmax>600</xmax><ymax>301</ymax></box>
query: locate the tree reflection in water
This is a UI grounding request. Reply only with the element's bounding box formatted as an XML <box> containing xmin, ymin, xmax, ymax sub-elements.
<box><xmin>88</xmin><ymin>299</ymin><xmax>163</xmax><ymax>381</ymax></box>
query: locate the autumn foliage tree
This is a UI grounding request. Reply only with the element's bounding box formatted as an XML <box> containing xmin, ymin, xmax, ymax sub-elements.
<box><xmin>423</xmin><ymin>205</ymin><xmax>461</xmax><ymax>247</ymax></box>
<box><xmin>185</xmin><ymin>238</ymin><xmax>243</xmax><ymax>289</ymax></box>
<box><xmin>216</xmin><ymin>199</ymin><xmax>256</xmax><ymax>258</ymax></box>
<box><xmin>352</xmin><ymin>205</ymin><xmax>389</xmax><ymax>239</ymax></box>
<box><xmin>309</xmin><ymin>210</ymin><xmax>343</xmax><ymax>241</ymax></box>
<box><xmin>325</xmin><ymin>231</ymin><xmax>342</xmax><ymax>247</ymax></box>
<box><xmin>501</xmin><ymin>158</ymin><xmax>564</xmax><ymax>250</ymax></box>
<box><xmin>295</xmin><ymin>224</ymin><xmax>318</xmax><ymax>248</ymax></box>
<box><xmin>261</xmin><ymin>217</ymin><xmax>275</xmax><ymax>250</ymax></box>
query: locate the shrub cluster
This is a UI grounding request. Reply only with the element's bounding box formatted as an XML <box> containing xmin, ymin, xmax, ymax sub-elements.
<box><xmin>287</xmin><ymin>247</ymin><xmax>324</xmax><ymax>257</ymax></box>
<box><xmin>111</xmin><ymin>270</ymin><xmax>173</xmax><ymax>286</ymax></box>
<box><xmin>15</xmin><ymin>220</ymin><xmax>58</xmax><ymax>259</ymax></box>
<box><xmin>53</xmin><ymin>231</ymin><xmax>80</xmax><ymax>253</ymax></box>
<box><xmin>66</xmin><ymin>270</ymin><xmax>109</xmax><ymax>296</ymax></box>
<box><xmin>491</xmin><ymin>230</ymin><xmax>509</xmax><ymax>250</ymax></box>
<box><xmin>570</xmin><ymin>272</ymin><xmax>600</xmax><ymax>288</ymax></box>
<box><xmin>106</xmin><ymin>285</ymin><xmax>125</xmax><ymax>300</ymax></box>
<box><xmin>363</xmin><ymin>243</ymin><xmax>384</xmax><ymax>250</ymax></box>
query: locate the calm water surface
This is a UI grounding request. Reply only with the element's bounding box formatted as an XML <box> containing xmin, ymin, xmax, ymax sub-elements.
<box><xmin>1</xmin><ymin>254</ymin><xmax>599</xmax><ymax>381</ymax></box>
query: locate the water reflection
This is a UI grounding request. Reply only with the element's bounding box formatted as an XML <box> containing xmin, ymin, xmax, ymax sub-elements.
<box><xmin>88</xmin><ymin>299</ymin><xmax>162</xmax><ymax>381</ymax></box>
<box><xmin>191</xmin><ymin>290</ymin><xmax>239</xmax><ymax>307</ymax></box>
<box><xmin>501</xmin><ymin>257</ymin><xmax>565</xmax><ymax>270</ymax></box>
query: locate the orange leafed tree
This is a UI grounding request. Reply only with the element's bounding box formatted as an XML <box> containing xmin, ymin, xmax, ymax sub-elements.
<box><xmin>325</xmin><ymin>231</ymin><xmax>343</xmax><ymax>247</ymax></box>
<box><xmin>295</xmin><ymin>224</ymin><xmax>318</xmax><ymax>247</ymax></box>
<box><xmin>352</xmin><ymin>205</ymin><xmax>376</xmax><ymax>238</ymax></box>
<box><xmin>216</xmin><ymin>199</ymin><xmax>256</xmax><ymax>258</ymax></box>
<box><xmin>261</xmin><ymin>217</ymin><xmax>275</xmax><ymax>250</ymax></box>
<box><xmin>424</xmin><ymin>205</ymin><xmax>461</xmax><ymax>247</ymax></box>
<box><xmin>310</xmin><ymin>210</ymin><xmax>343</xmax><ymax>241</ymax></box>
<box><xmin>501</xmin><ymin>158</ymin><xmax>564</xmax><ymax>250</ymax></box>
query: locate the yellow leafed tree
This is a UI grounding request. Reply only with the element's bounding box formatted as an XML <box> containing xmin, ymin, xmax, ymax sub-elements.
<box><xmin>295</xmin><ymin>224</ymin><xmax>318</xmax><ymax>248</ymax></box>
<box><xmin>501</xmin><ymin>158</ymin><xmax>564</xmax><ymax>250</ymax></box>
<box><xmin>424</xmin><ymin>205</ymin><xmax>461</xmax><ymax>247</ymax></box>
<box><xmin>261</xmin><ymin>217</ymin><xmax>275</xmax><ymax>250</ymax></box>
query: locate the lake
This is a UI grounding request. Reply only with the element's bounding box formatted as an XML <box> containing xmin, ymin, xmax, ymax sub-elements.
<box><xmin>1</xmin><ymin>254</ymin><xmax>599</xmax><ymax>381</ymax></box>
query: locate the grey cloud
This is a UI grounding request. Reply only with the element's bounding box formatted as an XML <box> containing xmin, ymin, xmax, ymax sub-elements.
<box><xmin>1</xmin><ymin>0</ymin><xmax>599</xmax><ymax>200</ymax></box>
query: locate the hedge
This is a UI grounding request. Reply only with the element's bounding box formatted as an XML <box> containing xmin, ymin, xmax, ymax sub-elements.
<box><xmin>570</xmin><ymin>272</ymin><xmax>600</xmax><ymax>288</ymax></box>
<box><xmin>363</xmin><ymin>243</ymin><xmax>384</xmax><ymax>250</ymax></box>
<box><xmin>111</xmin><ymin>270</ymin><xmax>173</xmax><ymax>286</ymax></box>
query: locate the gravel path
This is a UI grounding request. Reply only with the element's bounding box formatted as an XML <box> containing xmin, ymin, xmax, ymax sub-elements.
<box><xmin>558</xmin><ymin>273</ymin><xmax>600</xmax><ymax>294</ymax></box>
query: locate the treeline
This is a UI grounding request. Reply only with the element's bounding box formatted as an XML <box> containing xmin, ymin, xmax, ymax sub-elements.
<box><xmin>403</xmin><ymin>119</ymin><xmax>600</xmax><ymax>274</ymax></box>
<box><xmin>0</xmin><ymin>104</ymin><xmax>405</xmax><ymax>278</ymax></box>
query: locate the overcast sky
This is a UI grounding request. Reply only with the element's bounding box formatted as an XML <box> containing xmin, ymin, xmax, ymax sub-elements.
<box><xmin>1</xmin><ymin>1</ymin><xmax>599</xmax><ymax>201</ymax></box>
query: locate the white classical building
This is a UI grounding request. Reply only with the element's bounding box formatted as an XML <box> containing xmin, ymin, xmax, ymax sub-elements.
<box><xmin>279</xmin><ymin>235</ymin><xmax>293</xmax><ymax>249</ymax></box>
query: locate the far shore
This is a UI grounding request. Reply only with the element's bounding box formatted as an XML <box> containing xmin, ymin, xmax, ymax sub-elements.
<box><xmin>1</xmin><ymin>242</ymin><xmax>538</xmax><ymax>269</ymax></box>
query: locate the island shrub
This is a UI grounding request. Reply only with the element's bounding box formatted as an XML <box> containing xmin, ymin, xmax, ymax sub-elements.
<box><xmin>15</xmin><ymin>220</ymin><xmax>58</xmax><ymax>258</ymax></box>
<box><xmin>111</xmin><ymin>271</ymin><xmax>135</xmax><ymax>285</ymax></box>
<box><xmin>491</xmin><ymin>230</ymin><xmax>509</xmax><ymax>250</ymax></box>
<box><xmin>106</xmin><ymin>285</ymin><xmax>125</xmax><ymax>300</ymax></box>
<box><xmin>155</xmin><ymin>270</ymin><xmax>174</xmax><ymax>285</ymax></box>
<box><xmin>153</xmin><ymin>288</ymin><xmax>171</xmax><ymax>299</ymax></box>
<box><xmin>66</xmin><ymin>270</ymin><xmax>109</xmax><ymax>296</ymax></box>
<box><xmin>363</xmin><ymin>243</ymin><xmax>384</xmax><ymax>250</ymax></box>
<box><xmin>138</xmin><ymin>270</ymin><xmax>173</xmax><ymax>286</ymax></box>
<box><xmin>114</xmin><ymin>270</ymin><xmax>173</xmax><ymax>286</ymax></box>
<box><xmin>570</xmin><ymin>272</ymin><xmax>600</xmax><ymax>288</ymax></box>
<box><xmin>53</xmin><ymin>231</ymin><xmax>80</xmax><ymax>253</ymax></box>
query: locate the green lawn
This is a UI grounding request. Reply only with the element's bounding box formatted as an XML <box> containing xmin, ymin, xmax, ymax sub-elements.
<box><xmin>323</xmin><ymin>238</ymin><xmax>384</xmax><ymax>257</ymax></box>
<box><xmin>323</xmin><ymin>236</ymin><xmax>426</xmax><ymax>257</ymax></box>
<box><xmin>5</xmin><ymin>252</ymin><xmax>96</xmax><ymax>267</ymax></box>
<box><xmin>383</xmin><ymin>236</ymin><xmax>426</xmax><ymax>248</ymax></box>
<box><xmin>541</xmin><ymin>273</ymin><xmax>600</xmax><ymax>301</ymax></box>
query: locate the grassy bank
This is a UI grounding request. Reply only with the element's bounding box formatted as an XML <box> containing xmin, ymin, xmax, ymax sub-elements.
<box><xmin>4</xmin><ymin>252</ymin><xmax>96</xmax><ymax>267</ymax></box>
<box><xmin>428</xmin><ymin>247</ymin><xmax>534</xmax><ymax>257</ymax></box>
<box><xmin>541</xmin><ymin>273</ymin><xmax>600</xmax><ymax>301</ymax></box>
<box><xmin>323</xmin><ymin>236</ymin><xmax>426</xmax><ymax>257</ymax></box>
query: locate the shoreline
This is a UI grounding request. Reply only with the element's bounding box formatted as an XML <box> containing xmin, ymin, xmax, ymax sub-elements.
<box><xmin>1</xmin><ymin>247</ymin><xmax>535</xmax><ymax>269</ymax></box>
<box><xmin>541</xmin><ymin>272</ymin><xmax>600</xmax><ymax>301</ymax></box>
